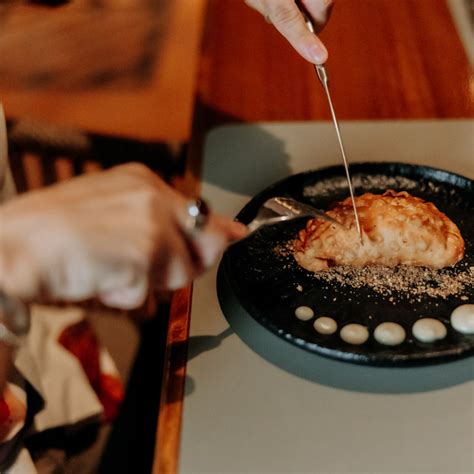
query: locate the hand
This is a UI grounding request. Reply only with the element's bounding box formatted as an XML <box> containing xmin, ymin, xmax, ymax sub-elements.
<box><xmin>0</xmin><ymin>163</ymin><xmax>246</xmax><ymax>310</ymax></box>
<box><xmin>245</xmin><ymin>0</ymin><xmax>334</xmax><ymax>64</ymax></box>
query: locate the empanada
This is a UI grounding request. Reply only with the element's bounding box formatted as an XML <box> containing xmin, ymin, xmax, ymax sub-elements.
<box><xmin>294</xmin><ymin>190</ymin><xmax>464</xmax><ymax>271</ymax></box>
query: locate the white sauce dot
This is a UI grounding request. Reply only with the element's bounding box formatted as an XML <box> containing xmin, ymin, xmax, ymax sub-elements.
<box><xmin>412</xmin><ymin>318</ymin><xmax>447</xmax><ymax>343</ymax></box>
<box><xmin>451</xmin><ymin>304</ymin><xmax>474</xmax><ymax>334</ymax></box>
<box><xmin>314</xmin><ymin>317</ymin><xmax>337</xmax><ymax>335</ymax></box>
<box><xmin>374</xmin><ymin>322</ymin><xmax>406</xmax><ymax>346</ymax></box>
<box><xmin>340</xmin><ymin>324</ymin><xmax>369</xmax><ymax>345</ymax></box>
<box><xmin>294</xmin><ymin>306</ymin><xmax>314</xmax><ymax>321</ymax></box>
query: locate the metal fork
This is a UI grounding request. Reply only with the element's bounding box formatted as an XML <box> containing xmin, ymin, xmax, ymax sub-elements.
<box><xmin>245</xmin><ymin>196</ymin><xmax>340</xmax><ymax>234</ymax></box>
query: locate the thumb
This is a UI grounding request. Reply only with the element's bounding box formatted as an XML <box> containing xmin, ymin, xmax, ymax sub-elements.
<box><xmin>266</xmin><ymin>1</ymin><xmax>328</xmax><ymax>64</ymax></box>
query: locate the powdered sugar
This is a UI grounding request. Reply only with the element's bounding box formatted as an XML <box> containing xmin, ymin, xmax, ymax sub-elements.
<box><xmin>303</xmin><ymin>174</ymin><xmax>420</xmax><ymax>198</ymax></box>
<box><xmin>309</xmin><ymin>262</ymin><xmax>473</xmax><ymax>301</ymax></box>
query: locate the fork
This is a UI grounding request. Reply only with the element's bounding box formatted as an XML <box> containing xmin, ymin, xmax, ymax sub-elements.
<box><xmin>243</xmin><ymin>196</ymin><xmax>340</xmax><ymax>235</ymax></box>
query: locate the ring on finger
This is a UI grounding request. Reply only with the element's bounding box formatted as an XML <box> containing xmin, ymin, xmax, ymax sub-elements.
<box><xmin>183</xmin><ymin>198</ymin><xmax>210</xmax><ymax>234</ymax></box>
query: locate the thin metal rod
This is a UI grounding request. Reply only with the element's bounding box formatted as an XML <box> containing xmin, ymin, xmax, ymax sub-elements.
<box><xmin>301</xmin><ymin>10</ymin><xmax>363</xmax><ymax>242</ymax></box>
<box><xmin>317</xmin><ymin>73</ymin><xmax>363</xmax><ymax>241</ymax></box>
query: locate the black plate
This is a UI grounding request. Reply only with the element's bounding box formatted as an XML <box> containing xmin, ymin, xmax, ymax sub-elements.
<box><xmin>218</xmin><ymin>162</ymin><xmax>474</xmax><ymax>366</ymax></box>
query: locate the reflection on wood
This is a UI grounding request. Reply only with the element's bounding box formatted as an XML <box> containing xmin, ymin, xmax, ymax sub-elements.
<box><xmin>0</xmin><ymin>0</ymin><xmax>207</xmax><ymax>142</ymax></box>
<box><xmin>153</xmin><ymin>286</ymin><xmax>193</xmax><ymax>474</ymax></box>
<box><xmin>22</xmin><ymin>152</ymin><xmax>44</xmax><ymax>189</ymax></box>
<box><xmin>0</xmin><ymin>1</ymin><xmax>170</xmax><ymax>91</ymax></box>
<box><xmin>198</xmin><ymin>0</ymin><xmax>473</xmax><ymax>120</ymax></box>
<box><xmin>54</xmin><ymin>156</ymin><xmax>75</xmax><ymax>182</ymax></box>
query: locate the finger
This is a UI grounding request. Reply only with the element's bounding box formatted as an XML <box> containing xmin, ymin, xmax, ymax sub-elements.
<box><xmin>223</xmin><ymin>218</ymin><xmax>248</xmax><ymax>241</ymax></box>
<box><xmin>163</xmin><ymin>256</ymin><xmax>192</xmax><ymax>290</ymax></box>
<box><xmin>157</xmin><ymin>228</ymin><xmax>197</xmax><ymax>291</ymax></box>
<box><xmin>174</xmin><ymin>197</ymin><xmax>247</xmax><ymax>270</ymax></box>
<box><xmin>300</xmin><ymin>0</ymin><xmax>335</xmax><ymax>32</ymax></box>
<box><xmin>97</xmin><ymin>264</ymin><xmax>149</xmax><ymax>310</ymax></box>
<box><xmin>187</xmin><ymin>215</ymin><xmax>244</xmax><ymax>270</ymax></box>
<box><xmin>263</xmin><ymin>0</ymin><xmax>328</xmax><ymax>64</ymax></box>
<box><xmin>98</xmin><ymin>278</ymin><xmax>148</xmax><ymax>309</ymax></box>
<box><xmin>190</xmin><ymin>223</ymin><xmax>227</xmax><ymax>269</ymax></box>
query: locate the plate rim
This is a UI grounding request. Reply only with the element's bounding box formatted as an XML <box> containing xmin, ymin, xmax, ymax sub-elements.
<box><xmin>220</xmin><ymin>161</ymin><xmax>474</xmax><ymax>367</ymax></box>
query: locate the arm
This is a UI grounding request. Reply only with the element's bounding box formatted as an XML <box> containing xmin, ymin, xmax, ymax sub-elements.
<box><xmin>0</xmin><ymin>163</ymin><xmax>245</xmax><ymax>307</ymax></box>
<box><xmin>0</xmin><ymin>163</ymin><xmax>246</xmax><ymax>387</ymax></box>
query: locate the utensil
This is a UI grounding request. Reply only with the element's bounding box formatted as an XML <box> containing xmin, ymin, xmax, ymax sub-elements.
<box><xmin>242</xmin><ymin>196</ymin><xmax>340</xmax><ymax>235</ymax></box>
<box><xmin>300</xmin><ymin>11</ymin><xmax>363</xmax><ymax>243</ymax></box>
<box><xmin>221</xmin><ymin>163</ymin><xmax>474</xmax><ymax>366</ymax></box>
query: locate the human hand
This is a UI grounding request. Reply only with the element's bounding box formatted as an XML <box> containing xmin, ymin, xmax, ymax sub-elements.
<box><xmin>0</xmin><ymin>163</ymin><xmax>246</xmax><ymax>309</ymax></box>
<box><xmin>244</xmin><ymin>0</ymin><xmax>334</xmax><ymax>64</ymax></box>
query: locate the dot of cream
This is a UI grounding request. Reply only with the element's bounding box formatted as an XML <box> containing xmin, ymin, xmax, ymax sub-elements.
<box><xmin>340</xmin><ymin>324</ymin><xmax>369</xmax><ymax>345</ymax></box>
<box><xmin>412</xmin><ymin>318</ymin><xmax>447</xmax><ymax>343</ymax></box>
<box><xmin>374</xmin><ymin>322</ymin><xmax>406</xmax><ymax>346</ymax></box>
<box><xmin>313</xmin><ymin>317</ymin><xmax>337</xmax><ymax>335</ymax></box>
<box><xmin>451</xmin><ymin>304</ymin><xmax>474</xmax><ymax>334</ymax></box>
<box><xmin>294</xmin><ymin>306</ymin><xmax>314</xmax><ymax>321</ymax></box>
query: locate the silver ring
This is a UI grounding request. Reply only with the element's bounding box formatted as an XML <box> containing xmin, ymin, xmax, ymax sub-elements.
<box><xmin>184</xmin><ymin>198</ymin><xmax>210</xmax><ymax>233</ymax></box>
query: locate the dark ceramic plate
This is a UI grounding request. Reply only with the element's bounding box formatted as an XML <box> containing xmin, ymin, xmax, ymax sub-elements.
<box><xmin>218</xmin><ymin>162</ymin><xmax>474</xmax><ymax>366</ymax></box>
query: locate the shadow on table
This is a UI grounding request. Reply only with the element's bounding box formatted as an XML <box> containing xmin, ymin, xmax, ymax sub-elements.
<box><xmin>217</xmin><ymin>265</ymin><xmax>474</xmax><ymax>395</ymax></box>
<box><xmin>187</xmin><ymin>327</ymin><xmax>233</xmax><ymax>361</ymax></box>
<box><xmin>184</xmin><ymin>101</ymin><xmax>292</xmax><ymax>197</ymax></box>
<box><xmin>201</xmin><ymin>123</ymin><xmax>292</xmax><ymax>196</ymax></box>
<box><xmin>163</xmin><ymin>327</ymin><xmax>234</xmax><ymax>400</ymax></box>
<box><xmin>184</xmin><ymin>327</ymin><xmax>234</xmax><ymax>397</ymax></box>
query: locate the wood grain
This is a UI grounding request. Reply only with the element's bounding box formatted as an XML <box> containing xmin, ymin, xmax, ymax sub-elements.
<box><xmin>152</xmin><ymin>287</ymin><xmax>193</xmax><ymax>474</ymax></box>
<box><xmin>157</xmin><ymin>1</ymin><xmax>474</xmax><ymax>472</ymax></box>
<box><xmin>0</xmin><ymin>0</ymin><xmax>207</xmax><ymax>142</ymax></box>
<box><xmin>198</xmin><ymin>0</ymin><xmax>473</xmax><ymax>122</ymax></box>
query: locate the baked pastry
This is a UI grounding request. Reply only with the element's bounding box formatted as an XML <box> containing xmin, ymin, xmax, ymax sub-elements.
<box><xmin>294</xmin><ymin>190</ymin><xmax>464</xmax><ymax>271</ymax></box>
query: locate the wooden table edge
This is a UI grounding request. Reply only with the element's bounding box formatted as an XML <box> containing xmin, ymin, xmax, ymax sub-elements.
<box><xmin>153</xmin><ymin>286</ymin><xmax>193</xmax><ymax>474</ymax></box>
<box><xmin>152</xmin><ymin>103</ymin><xmax>206</xmax><ymax>474</ymax></box>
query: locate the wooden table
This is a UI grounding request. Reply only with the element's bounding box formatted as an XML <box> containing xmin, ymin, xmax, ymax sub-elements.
<box><xmin>154</xmin><ymin>1</ymin><xmax>473</xmax><ymax>473</ymax></box>
<box><xmin>0</xmin><ymin>0</ymin><xmax>206</xmax><ymax>143</ymax></box>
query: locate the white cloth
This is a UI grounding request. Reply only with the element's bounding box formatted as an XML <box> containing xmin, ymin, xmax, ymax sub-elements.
<box><xmin>0</xmin><ymin>104</ymin><xmax>122</xmax><ymax>473</ymax></box>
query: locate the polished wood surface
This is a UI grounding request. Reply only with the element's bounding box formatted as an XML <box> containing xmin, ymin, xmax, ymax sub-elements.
<box><xmin>153</xmin><ymin>287</ymin><xmax>192</xmax><ymax>474</ymax></box>
<box><xmin>0</xmin><ymin>0</ymin><xmax>207</xmax><ymax>142</ymax></box>
<box><xmin>197</xmin><ymin>0</ymin><xmax>473</xmax><ymax>122</ymax></box>
<box><xmin>160</xmin><ymin>0</ymin><xmax>474</xmax><ymax>472</ymax></box>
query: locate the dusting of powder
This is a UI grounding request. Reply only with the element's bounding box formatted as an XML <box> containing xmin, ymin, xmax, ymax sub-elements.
<box><xmin>303</xmin><ymin>174</ymin><xmax>420</xmax><ymax>198</ymax></box>
<box><xmin>309</xmin><ymin>263</ymin><xmax>473</xmax><ymax>301</ymax></box>
<box><xmin>274</xmin><ymin>241</ymin><xmax>473</xmax><ymax>301</ymax></box>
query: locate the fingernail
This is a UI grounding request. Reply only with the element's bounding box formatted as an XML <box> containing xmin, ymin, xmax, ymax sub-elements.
<box><xmin>307</xmin><ymin>42</ymin><xmax>328</xmax><ymax>64</ymax></box>
<box><xmin>231</xmin><ymin>221</ymin><xmax>248</xmax><ymax>236</ymax></box>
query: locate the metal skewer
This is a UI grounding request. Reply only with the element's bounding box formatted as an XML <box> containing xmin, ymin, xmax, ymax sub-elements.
<box><xmin>302</xmin><ymin>14</ymin><xmax>363</xmax><ymax>243</ymax></box>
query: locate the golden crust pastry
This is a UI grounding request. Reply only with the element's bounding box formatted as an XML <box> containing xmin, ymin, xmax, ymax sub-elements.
<box><xmin>294</xmin><ymin>190</ymin><xmax>465</xmax><ymax>271</ymax></box>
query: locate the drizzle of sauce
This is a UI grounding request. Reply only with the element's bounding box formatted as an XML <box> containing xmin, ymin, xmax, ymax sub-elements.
<box><xmin>294</xmin><ymin>306</ymin><xmax>314</xmax><ymax>321</ymax></box>
<box><xmin>412</xmin><ymin>318</ymin><xmax>447</xmax><ymax>343</ymax></box>
<box><xmin>340</xmin><ymin>324</ymin><xmax>369</xmax><ymax>345</ymax></box>
<box><xmin>313</xmin><ymin>317</ymin><xmax>337</xmax><ymax>335</ymax></box>
<box><xmin>450</xmin><ymin>304</ymin><xmax>474</xmax><ymax>334</ymax></box>
<box><xmin>374</xmin><ymin>322</ymin><xmax>406</xmax><ymax>346</ymax></box>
